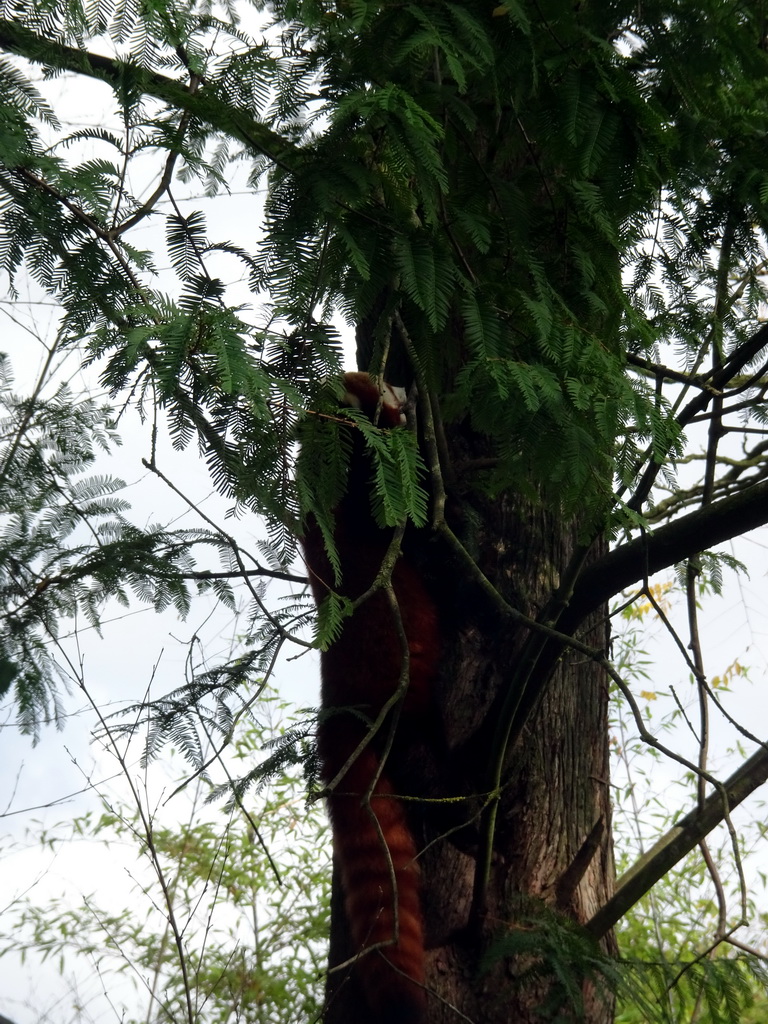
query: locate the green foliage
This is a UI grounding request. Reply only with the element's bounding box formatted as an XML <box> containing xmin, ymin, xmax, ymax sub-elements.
<box><xmin>293</xmin><ymin>387</ymin><xmax>428</xmax><ymax>647</ymax></box>
<box><xmin>0</xmin><ymin>703</ymin><xmax>330</xmax><ymax>1024</ymax></box>
<box><xmin>614</xmin><ymin>838</ymin><xmax>768</xmax><ymax>1024</ymax></box>
<box><xmin>294</xmin><ymin>390</ymin><xmax>428</xmax><ymax>577</ymax></box>
<box><xmin>2</xmin><ymin>0</ymin><xmax>768</xmax><ymax>535</ymax></box>
<box><xmin>481</xmin><ymin>905</ymin><xmax>627</xmax><ymax>1022</ymax></box>
<box><xmin>346</xmin><ymin>410</ymin><xmax>428</xmax><ymax>529</ymax></box>
<box><xmin>673</xmin><ymin>551</ymin><xmax>748</xmax><ymax>598</ymax></box>
<box><xmin>478</xmin><ymin>896</ymin><xmax>767</xmax><ymax>1024</ymax></box>
<box><xmin>610</xmin><ymin>589</ymin><xmax>768</xmax><ymax>1023</ymax></box>
<box><xmin>311</xmin><ymin>588</ymin><xmax>354</xmax><ymax>651</ymax></box>
<box><xmin>617</xmin><ymin>922</ymin><xmax>768</xmax><ymax>1024</ymax></box>
<box><xmin>0</xmin><ymin>354</ymin><xmax>231</xmax><ymax>738</ymax></box>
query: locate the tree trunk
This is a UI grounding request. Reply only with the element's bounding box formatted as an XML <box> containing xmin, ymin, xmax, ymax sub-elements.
<box><xmin>324</xmin><ymin>452</ymin><xmax>616</xmax><ymax>1022</ymax></box>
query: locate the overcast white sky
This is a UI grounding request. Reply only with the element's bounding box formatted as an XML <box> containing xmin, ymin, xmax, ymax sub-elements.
<box><xmin>0</xmin><ymin>59</ymin><xmax>328</xmax><ymax>1022</ymax></box>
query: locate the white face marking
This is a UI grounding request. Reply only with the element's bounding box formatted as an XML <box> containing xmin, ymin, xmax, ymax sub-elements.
<box><xmin>382</xmin><ymin>383</ymin><xmax>407</xmax><ymax>425</ymax></box>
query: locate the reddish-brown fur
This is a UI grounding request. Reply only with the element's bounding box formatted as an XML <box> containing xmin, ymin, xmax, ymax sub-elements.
<box><xmin>302</xmin><ymin>373</ymin><xmax>438</xmax><ymax>1023</ymax></box>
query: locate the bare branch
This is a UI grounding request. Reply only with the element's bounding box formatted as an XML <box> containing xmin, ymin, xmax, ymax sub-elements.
<box><xmin>627</xmin><ymin>321</ymin><xmax>768</xmax><ymax>512</ymax></box>
<box><xmin>586</xmin><ymin>744</ymin><xmax>768</xmax><ymax>939</ymax></box>
<box><xmin>625</xmin><ymin>353</ymin><xmax>715</xmax><ymax>393</ymax></box>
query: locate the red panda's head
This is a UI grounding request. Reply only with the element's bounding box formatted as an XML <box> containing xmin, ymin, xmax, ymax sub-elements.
<box><xmin>341</xmin><ymin>372</ymin><xmax>406</xmax><ymax>428</ymax></box>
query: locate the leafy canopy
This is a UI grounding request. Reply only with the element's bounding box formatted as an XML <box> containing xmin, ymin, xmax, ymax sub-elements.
<box><xmin>1</xmin><ymin>0</ymin><xmax>767</xmax><ymax>541</ymax></box>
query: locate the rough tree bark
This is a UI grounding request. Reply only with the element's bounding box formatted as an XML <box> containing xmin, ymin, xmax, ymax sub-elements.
<box><xmin>422</xmin><ymin>495</ymin><xmax>614</xmax><ymax>1024</ymax></box>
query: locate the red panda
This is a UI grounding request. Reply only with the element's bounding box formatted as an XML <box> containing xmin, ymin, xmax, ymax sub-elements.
<box><xmin>301</xmin><ymin>372</ymin><xmax>439</xmax><ymax>1024</ymax></box>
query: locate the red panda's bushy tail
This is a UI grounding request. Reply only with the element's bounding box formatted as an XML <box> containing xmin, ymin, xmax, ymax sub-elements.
<box><xmin>320</xmin><ymin>725</ymin><xmax>426</xmax><ymax>1024</ymax></box>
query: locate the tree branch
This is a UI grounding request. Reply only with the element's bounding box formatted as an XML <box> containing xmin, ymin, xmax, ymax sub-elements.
<box><xmin>586</xmin><ymin>744</ymin><xmax>768</xmax><ymax>939</ymax></box>
<box><xmin>0</xmin><ymin>19</ymin><xmax>300</xmax><ymax>170</ymax></box>
<box><xmin>566</xmin><ymin>475</ymin><xmax>768</xmax><ymax>629</ymax></box>
<box><xmin>184</xmin><ymin>567</ymin><xmax>306</xmax><ymax>585</ymax></box>
<box><xmin>628</xmin><ymin>321</ymin><xmax>768</xmax><ymax>512</ymax></box>
<box><xmin>625</xmin><ymin>352</ymin><xmax>715</xmax><ymax>393</ymax></box>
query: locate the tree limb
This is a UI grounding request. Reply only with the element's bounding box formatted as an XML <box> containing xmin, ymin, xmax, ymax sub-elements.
<box><xmin>628</xmin><ymin>322</ymin><xmax>768</xmax><ymax>511</ymax></box>
<box><xmin>625</xmin><ymin>352</ymin><xmax>716</xmax><ymax>392</ymax></box>
<box><xmin>566</xmin><ymin>475</ymin><xmax>768</xmax><ymax>629</ymax></box>
<box><xmin>586</xmin><ymin>744</ymin><xmax>768</xmax><ymax>939</ymax></box>
<box><xmin>0</xmin><ymin>19</ymin><xmax>300</xmax><ymax>170</ymax></box>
